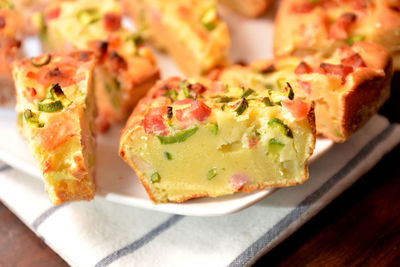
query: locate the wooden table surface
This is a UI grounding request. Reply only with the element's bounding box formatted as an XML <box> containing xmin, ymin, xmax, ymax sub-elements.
<box><xmin>1</xmin><ymin>77</ymin><xmax>400</xmax><ymax>266</ymax></box>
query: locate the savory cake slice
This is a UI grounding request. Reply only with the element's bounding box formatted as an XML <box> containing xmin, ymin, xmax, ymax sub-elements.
<box><xmin>0</xmin><ymin>4</ymin><xmax>22</xmax><ymax>106</ymax></box>
<box><xmin>120</xmin><ymin>77</ymin><xmax>315</xmax><ymax>203</ymax></box>
<box><xmin>122</xmin><ymin>0</ymin><xmax>230</xmax><ymax>76</ymax></box>
<box><xmin>36</xmin><ymin>0</ymin><xmax>159</xmax><ymax>131</ymax></box>
<box><xmin>13</xmin><ymin>51</ymin><xmax>97</xmax><ymax>205</ymax></box>
<box><xmin>216</xmin><ymin>42</ymin><xmax>392</xmax><ymax>142</ymax></box>
<box><xmin>274</xmin><ymin>0</ymin><xmax>400</xmax><ymax>70</ymax></box>
<box><xmin>220</xmin><ymin>0</ymin><xmax>274</xmax><ymax>17</ymax></box>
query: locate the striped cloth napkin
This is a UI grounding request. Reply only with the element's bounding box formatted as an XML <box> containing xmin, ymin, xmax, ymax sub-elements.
<box><xmin>0</xmin><ymin>115</ymin><xmax>399</xmax><ymax>267</ymax></box>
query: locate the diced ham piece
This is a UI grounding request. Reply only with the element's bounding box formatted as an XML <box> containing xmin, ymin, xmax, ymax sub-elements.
<box><xmin>189</xmin><ymin>101</ymin><xmax>211</xmax><ymax>122</ymax></box>
<box><xmin>318</xmin><ymin>63</ymin><xmax>353</xmax><ymax>83</ymax></box>
<box><xmin>293</xmin><ymin>2</ymin><xmax>316</xmax><ymax>13</ymax></box>
<box><xmin>295</xmin><ymin>61</ymin><xmax>313</xmax><ymax>75</ymax></box>
<box><xmin>248</xmin><ymin>138</ymin><xmax>258</xmax><ymax>149</ymax></box>
<box><xmin>143</xmin><ymin>107</ymin><xmax>168</xmax><ymax>136</ymax></box>
<box><xmin>174</xmin><ymin>98</ymin><xmax>193</xmax><ymax>105</ymax></box>
<box><xmin>282</xmin><ymin>99</ymin><xmax>311</xmax><ymax>120</ymax></box>
<box><xmin>297</xmin><ymin>80</ymin><xmax>312</xmax><ymax>95</ymax></box>
<box><xmin>328</xmin><ymin>12</ymin><xmax>357</xmax><ymax>40</ymax></box>
<box><xmin>103</xmin><ymin>13</ymin><xmax>121</xmax><ymax>32</ymax></box>
<box><xmin>230</xmin><ymin>174</ymin><xmax>250</xmax><ymax>191</ymax></box>
<box><xmin>45</xmin><ymin>7</ymin><xmax>60</xmax><ymax>23</ymax></box>
<box><xmin>341</xmin><ymin>53</ymin><xmax>366</xmax><ymax>69</ymax></box>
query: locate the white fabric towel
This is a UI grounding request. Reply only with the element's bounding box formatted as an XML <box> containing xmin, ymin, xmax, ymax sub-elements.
<box><xmin>0</xmin><ymin>115</ymin><xmax>399</xmax><ymax>267</ymax></box>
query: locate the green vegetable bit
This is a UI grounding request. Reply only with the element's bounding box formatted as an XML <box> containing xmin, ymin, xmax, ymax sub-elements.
<box><xmin>30</xmin><ymin>54</ymin><xmax>51</xmax><ymax>67</ymax></box>
<box><xmin>163</xmin><ymin>152</ymin><xmax>173</xmax><ymax>160</ymax></box>
<box><xmin>268</xmin><ymin>138</ymin><xmax>285</xmax><ymax>154</ymax></box>
<box><xmin>126</xmin><ymin>33</ymin><xmax>144</xmax><ymax>46</ymax></box>
<box><xmin>178</xmin><ymin>80</ymin><xmax>190</xmax><ymax>98</ymax></box>
<box><xmin>150</xmin><ymin>172</ymin><xmax>160</xmax><ymax>183</ymax></box>
<box><xmin>200</xmin><ymin>7</ymin><xmax>218</xmax><ymax>31</ymax></box>
<box><xmin>263</xmin><ymin>97</ymin><xmax>273</xmax><ymax>106</ymax></box>
<box><xmin>23</xmin><ymin>109</ymin><xmax>44</xmax><ymax>128</ymax></box>
<box><xmin>277</xmin><ymin>78</ymin><xmax>286</xmax><ymax>90</ymax></box>
<box><xmin>164</xmin><ymin>89</ymin><xmax>178</xmax><ymax>102</ymax></box>
<box><xmin>285</xmin><ymin>83</ymin><xmax>295</xmax><ymax>100</ymax></box>
<box><xmin>157</xmin><ymin>127</ymin><xmax>199</xmax><ymax>144</ymax></box>
<box><xmin>77</xmin><ymin>8</ymin><xmax>100</xmax><ymax>25</ymax></box>
<box><xmin>241</xmin><ymin>89</ymin><xmax>255</xmax><ymax>99</ymax></box>
<box><xmin>268</xmin><ymin>118</ymin><xmax>294</xmax><ymax>138</ymax></box>
<box><xmin>38</xmin><ymin>99</ymin><xmax>64</xmax><ymax>112</ymax></box>
<box><xmin>235</xmin><ymin>99</ymin><xmax>248</xmax><ymax>116</ymax></box>
<box><xmin>38</xmin><ymin>12</ymin><xmax>47</xmax><ymax>39</ymax></box>
<box><xmin>206</xmin><ymin>168</ymin><xmax>217</xmax><ymax>180</ymax></box>
<box><xmin>215</xmin><ymin>96</ymin><xmax>234</xmax><ymax>103</ymax></box>
<box><xmin>346</xmin><ymin>35</ymin><xmax>365</xmax><ymax>46</ymax></box>
<box><xmin>206</xmin><ymin>123</ymin><xmax>218</xmax><ymax>135</ymax></box>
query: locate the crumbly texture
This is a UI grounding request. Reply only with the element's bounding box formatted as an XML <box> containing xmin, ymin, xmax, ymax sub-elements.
<box><xmin>274</xmin><ymin>0</ymin><xmax>400</xmax><ymax>70</ymax></box>
<box><xmin>120</xmin><ymin>77</ymin><xmax>315</xmax><ymax>203</ymax></box>
<box><xmin>38</xmin><ymin>0</ymin><xmax>159</xmax><ymax>130</ymax></box>
<box><xmin>13</xmin><ymin>51</ymin><xmax>97</xmax><ymax>205</ymax></box>
<box><xmin>215</xmin><ymin>41</ymin><xmax>392</xmax><ymax>142</ymax></box>
<box><xmin>122</xmin><ymin>0</ymin><xmax>230</xmax><ymax>76</ymax></box>
<box><xmin>220</xmin><ymin>0</ymin><xmax>274</xmax><ymax>17</ymax></box>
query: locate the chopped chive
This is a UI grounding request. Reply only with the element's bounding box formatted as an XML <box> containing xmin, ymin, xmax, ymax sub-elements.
<box><xmin>30</xmin><ymin>54</ymin><xmax>51</xmax><ymax>67</ymax></box>
<box><xmin>263</xmin><ymin>97</ymin><xmax>273</xmax><ymax>106</ymax></box>
<box><xmin>234</xmin><ymin>99</ymin><xmax>248</xmax><ymax>115</ymax></box>
<box><xmin>346</xmin><ymin>35</ymin><xmax>365</xmax><ymax>46</ymax></box>
<box><xmin>38</xmin><ymin>99</ymin><xmax>63</xmax><ymax>112</ymax></box>
<box><xmin>157</xmin><ymin>127</ymin><xmax>199</xmax><ymax>144</ymax></box>
<box><xmin>163</xmin><ymin>152</ymin><xmax>173</xmax><ymax>160</ymax></box>
<box><xmin>216</xmin><ymin>96</ymin><xmax>234</xmax><ymax>103</ymax></box>
<box><xmin>150</xmin><ymin>172</ymin><xmax>160</xmax><ymax>183</ymax></box>
<box><xmin>200</xmin><ymin>8</ymin><xmax>218</xmax><ymax>31</ymax></box>
<box><xmin>126</xmin><ymin>33</ymin><xmax>143</xmax><ymax>46</ymax></box>
<box><xmin>268</xmin><ymin>138</ymin><xmax>285</xmax><ymax>154</ymax></box>
<box><xmin>77</xmin><ymin>8</ymin><xmax>100</xmax><ymax>25</ymax></box>
<box><xmin>206</xmin><ymin>123</ymin><xmax>218</xmax><ymax>135</ymax></box>
<box><xmin>221</xmin><ymin>104</ymin><xmax>226</xmax><ymax>111</ymax></box>
<box><xmin>241</xmin><ymin>89</ymin><xmax>255</xmax><ymax>99</ymax></box>
<box><xmin>268</xmin><ymin>118</ymin><xmax>293</xmax><ymax>138</ymax></box>
<box><xmin>206</xmin><ymin>168</ymin><xmax>217</xmax><ymax>180</ymax></box>
<box><xmin>164</xmin><ymin>89</ymin><xmax>178</xmax><ymax>102</ymax></box>
<box><xmin>277</xmin><ymin>78</ymin><xmax>286</xmax><ymax>89</ymax></box>
<box><xmin>285</xmin><ymin>82</ymin><xmax>295</xmax><ymax>100</ymax></box>
<box><xmin>179</xmin><ymin>80</ymin><xmax>191</xmax><ymax>98</ymax></box>
<box><xmin>23</xmin><ymin>109</ymin><xmax>44</xmax><ymax>128</ymax></box>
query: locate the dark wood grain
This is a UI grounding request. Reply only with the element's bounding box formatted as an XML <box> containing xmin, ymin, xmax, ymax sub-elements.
<box><xmin>0</xmin><ymin>203</ymin><xmax>68</xmax><ymax>267</ymax></box>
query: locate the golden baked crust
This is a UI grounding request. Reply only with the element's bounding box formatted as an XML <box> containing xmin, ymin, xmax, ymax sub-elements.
<box><xmin>37</xmin><ymin>0</ymin><xmax>159</xmax><ymax>131</ymax></box>
<box><xmin>274</xmin><ymin>0</ymin><xmax>400</xmax><ymax>70</ymax></box>
<box><xmin>13</xmin><ymin>51</ymin><xmax>97</xmax><ymax>205</ymax></box>
<box><xmin>220</xmin><ymin>0</ymin><xmax>274</xmax><ymax>17</ymax></box>
<box><xmin>122</xmin><ymin>0</ymin><xmax>230</xmax><ymax>76</ymax></box>
<box><xmin>215</xmin><ymin>41</ymin><xmax>392</xmax><ymax>142</ymax></box>
<box><xmin>0</xmin><ymin>7</ymin><xmax>22</xmax><ymax>106</ymax></box>
<box><xmin>120</xmin><ymin>77</ymin><xmax>315</xmax><ymax>203</ymax></box>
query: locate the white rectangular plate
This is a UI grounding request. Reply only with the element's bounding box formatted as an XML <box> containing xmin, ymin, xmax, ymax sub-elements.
<box><xmin>0</xmin><ymin>6</ymin><xmax>333</xmax><ymax>216</ymax></box>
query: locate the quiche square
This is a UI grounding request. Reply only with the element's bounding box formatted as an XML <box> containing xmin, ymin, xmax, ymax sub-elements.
<box><xmin>215</xmin><ymin>42</ymin><xmax>393</xmax><ymax>142</ymax></box>
<box><xmin>274</xmin><ymin>0</ymin><xmax>400</xmax><ymax>70</ymax></box>
<box><xmin>37</xmin><ymin>0</ymin><xmax>159</xmax><ymax>131</ymax></box>
<box><xmin>119</xmin><ymin>77</ymin><xmax>315</xmax><ymax>203</ymax></box>
<box><xmin>122</xmin><ymin>0</ymin><xmax>230</xmax><ymax>76</ymax></box>
<box><xmin>13</xmin><ymin>51</ymin><xmax>97</xmax><ymax>205</ymax></box>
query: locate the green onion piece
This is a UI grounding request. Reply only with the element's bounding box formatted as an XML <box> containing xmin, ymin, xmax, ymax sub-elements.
<box><xmin>200</xmin><ymin>8</ymin><xmax>218</xmax><ymax>31</ymax></box>
<box><xmin>150</xmin><ymin>172</ymin><xmax>160</xmax><ymax>183</ymax></box>
<box><xmin>268</xmin><ymin>118</ymin><xmax>293</xmax><ymax>138</ymax></box>
<box><xmin>38</xmin><ymin>99</ymin><xmax>64</xmax><ymax>112</ymax></box>
<box><xmin>241</xmin><ymin>89</ymin><xmax>255</xmax><ymax>99</ymax></box>
<box><xmin>285</xmin><ymin>82</ymin><xmax>295</xmax><ymax>100</ymax></box>
<box><xmin>157</xmin><ymin>127</ymin><xmax>199</xmax><ymax>144</ymax></box>
<box><xmin>45</xmin><ymin>84</ymin><xmax>72</xmax><ymax>107</ymax></box>
<box><xmin>163</xmin><ymin>152</ymin><xmax>173</xmax><ymax>160</ymax></box>
<box><xmin>235</xmin><ymin>99</ymin><xmax>248</xmax><ymax>116</ymax></box>
<box><xmin>346</xmin><ymin>35</ymin><xmax>365</xmax><ymax>46</ymax></box>
<box><xmin>277</xmin><ymin>78</ymin><xmax>286</xmax><ymax>90</ymax></box>
<box><xmin>265</xmin><ymin>84</ymin><xmax>274</xmax><ymax>90</ymax></box>
<box><xmin>23</xmin><ymin>109</ymin><xmax>44</xmax><ymax>128</ymax></box>
<box><xmin>164</xmin><ymin>89</ymin><xmax>178</xmax><ymax>102</ymax></box>
<box><xmin>263</xmin><ymin>97</ymin><xmax>273</xmax><ymax>106</ymax></box>
<box><xmin>30</xmin><ymin>54</ymin><xmax>51</xmax><ymax>67</ymax></box>
<box><xmin>206</xmin><ymin>123</ymin><xmax>218</xmax><ymax>135</ymax></box>
<box><xmin>39</xmin><ymin>12</ymin><xmax>47</xmax><ymax>39</ymax></box>
<box><xmin>206</xmin><ymin>168</ymin><xmax>217</xmax><ymax>180</ymax></box>
<box><xmin>126</xmin><ymin>33</ymin><xmax>143</xmax><ymax>46</ymax></box>
<box><xmin>216</xmin><ymin>96</ymin><xmax>234</xmax><ymax>103</ymax></box>
<box><xmin>179</xmin><ymin>81</ymin><xmax>190</xmax><ymax>98</ymax></box>
<box><xmin>268</xmin><ymin>138</ymin><xmax>285</xmax><ymax>154</ymax></box>
<box><xmin>221</xmin><ymin>104</ymin><xmax>226</xmax><ymax>111</ymax></box>
<box><xmin>77</xmin><ymin>8</ymin><xmax>100</xmax><ymax>25</ymax></box>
